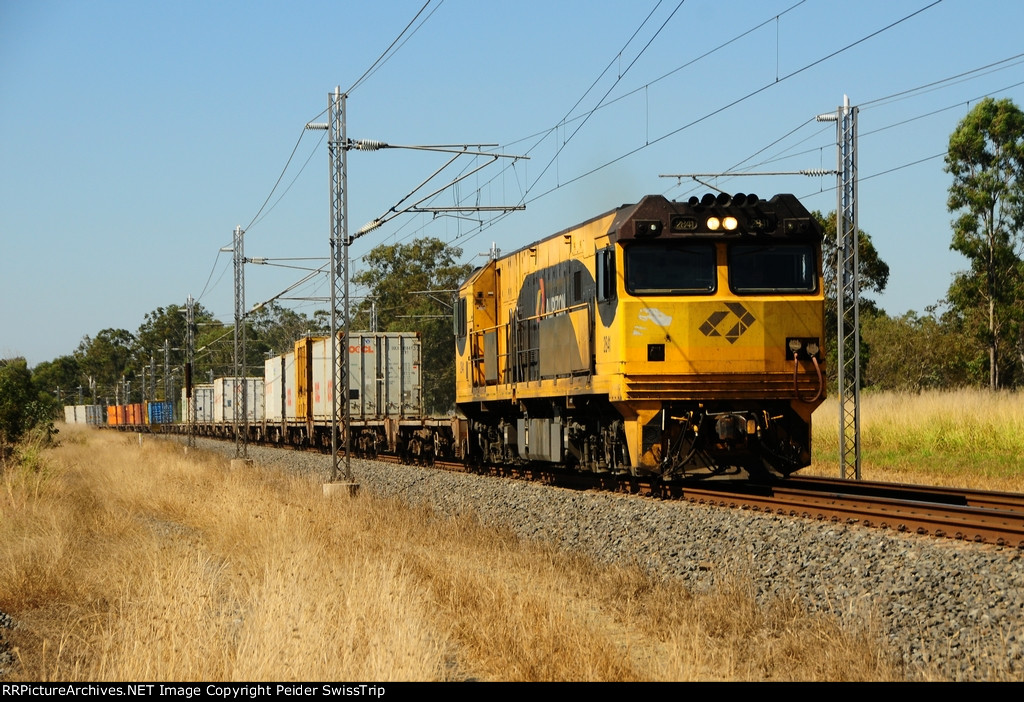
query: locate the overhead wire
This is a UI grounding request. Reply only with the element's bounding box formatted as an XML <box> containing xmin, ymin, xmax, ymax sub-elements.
<box><xmin>699</xmin><ymin>52</ymin><xmax>1024</xmax><ymax>195</ymax></box>
<box><xmin>367</xmin><ymin>0</ymin><xmax>1011</xmax><ymax>270</ymax></box>
<box><xmin>249</xmin><ymin>129</ymin><xmax>327</xmax><ymax>230</ymax></box>
<box><xmin>521</xmin><ymin>0</ymin><xmax>945</xmax><ymax>205</ymax></box>
<box><xmin>554</xmin><ymin>1</ymin><xmax>666</xmax><ymax>133</ymax></box>
<box><xmin>521</xmin><ymin>0</ymin><xmax>678</xmax><ymax>199</ymax></box>
<box><xmin>196</xmin><ymin>250</ymin><xmax>227</xmax><ymax>303</ymax></box>
<box><xmin>555</xmin><ymin>0</ymin><xmax>1024</xmax><ymax>215</ymax></box>
<box><xmin>198</xmin><ymin>1</ymin><xmax>440</xmax><ymax>310</ymax></box>
<box><xmin>196</xmin><ymin>126</ymin><xmax>313</xmax><ymax>305</ymax></box>
<box><xmin>383</xmin><ymin>0</ymin><xmax>813</xmax><ymax>254</ymax></box>
<box><xmin>860</xmin><ymin>52</ymin><xmax>1024</xmax><ymax>108</ymax></box>
<box><xmin>346</xmin><ymin>0</ymin><xmax>438</xmax><ymax>95</ymax></box>
<box><xmin>496</xmin><ymin>0</ymin><xmax>808</xmax><ymax>157</ymax></box>
<box><xmin>352</xmin><ymin>0</ymin><xmax>695</xmax><ymax>256</ymax></box>
<box><xmin>730</xmin><ymin>74</ymin><xmax>1024</xmax><ymax>204</ymax></box>
<box><xmin>385</xmin><ymin>0</ymin><xmax>934</xmax><ymax>251</ymax></box>
<box><xmin>242</xmin><ymin>128</ymin><xmax>311</xmax><ymax>233</ymax></box>
<box><xmin>217</xmin><ymin>0</ymin><xmax>1008</xmax><ymax>307</ymax></box>
<box><xmin>234</xmin><ymin>0</ymin><xmax>1024</xmax><ymax>346</ymax></box>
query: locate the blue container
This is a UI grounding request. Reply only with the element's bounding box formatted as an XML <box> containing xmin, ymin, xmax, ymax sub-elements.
<box><xmin>147</xmin><ymin>401</ymin><xmax>175</xmax><ymax>425</ymax></box>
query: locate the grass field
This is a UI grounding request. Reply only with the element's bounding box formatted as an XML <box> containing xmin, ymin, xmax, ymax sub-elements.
<box><xmin>1</xmin><ymin>425</ymin><xmax>907</xmax><ymax>682</ymax></box>
<box><xmin>809</xmin><ymin>388</ymin><xmax>1024</xmax><ymax>491</ymax></box>
<box><xmin>3</xmin><ymin>389</ymin><xmax>1020</xmax><ymax>681</ymax></box>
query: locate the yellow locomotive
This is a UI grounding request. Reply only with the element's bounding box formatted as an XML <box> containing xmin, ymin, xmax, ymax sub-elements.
<box><xmin>454</xmin><ymin>193</ymin><xmax>826</xmax><ymax>479</ymax></box>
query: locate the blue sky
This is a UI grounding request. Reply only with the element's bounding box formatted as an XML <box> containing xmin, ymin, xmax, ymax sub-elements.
<box><xmin>3</xmin><ymin>0</ymin><xmax>1023</xmax><ymax>366</ymax></box>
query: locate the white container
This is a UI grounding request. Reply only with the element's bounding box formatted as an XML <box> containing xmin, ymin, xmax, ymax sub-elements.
<box><xmin>264</xmin><ymin>352</ymin><xmax>296</xmax><ymax>422</ymax></box>
<box><xmin>180</xmin><ymin>384</ymin><xmax>215</xmax><ymax>423</ymax></box>
<box><xmin>212</xmin><ymin>378</ymin><xmax>264</xmax><ymax>423</ymax></box>
<box><xmin>63</xmin><ymin>405</ymin><xmax>105</xmax><ymax>425</ymax></box>
<box><xmin>309</xmin><ymin>332</ymin><xmax>422</xmax><ymax>421</ymax></box>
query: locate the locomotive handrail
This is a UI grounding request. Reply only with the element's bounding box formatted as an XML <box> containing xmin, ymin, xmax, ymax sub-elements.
<box><xmin>467</xmin><ymin>320</ymin><xmax>512</xmax><ymax>386</ymax></box>
<box><xmin>513</xmin><ymin>300</ymin><xmax>591</xmax><ymax>324</ymax></box>
<box><xmin>468</xmin><ymin>300</ymin><xmax>594</xmax><ymax>386</ymax></box>
<box><xmin>508</xmin><ymin>300</ymin><xmax>596</xmax><ymax>383</ymax></box>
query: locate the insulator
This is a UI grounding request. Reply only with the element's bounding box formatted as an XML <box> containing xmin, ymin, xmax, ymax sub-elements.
<box><xmin>354</xmin><ymin>139</ymin><xmax>387</xmax><ymax>151</ymax></box>
<box><xmin>357</xmin><ymin>219</ymin><xmax>383</xmax><ymax>235</ymax></box>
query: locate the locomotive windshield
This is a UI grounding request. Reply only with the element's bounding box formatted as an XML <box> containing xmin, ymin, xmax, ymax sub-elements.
<box><xmin>729</xmin><ymin>243</ymin><xmax>817</xmax><ymax>294</ymax></box>
<box><xmin>625</xmin><ymin>242</ymin><xmax>715</xmax><ymax>295</ymax></box>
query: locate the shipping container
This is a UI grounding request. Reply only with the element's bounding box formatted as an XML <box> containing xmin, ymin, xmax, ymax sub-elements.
<box><xmin>265</xmin><ymin>352</ymin><xmax>297</xmax><ymax>422</ymax></box>
<box><xmin>126</xmin><ymin>403</ymin><xmax>144</xmax><ymax>425</ymax></box>
<box><xmin>308</xmin><ymin>332</ymin><xmax>422</xmax><ymax>421</ymax></box>
<box><xmin>180</xmin><ymin>384</ymin><xmax>215</xmax><ymax>423</ymax></box>
<box><xmin>180</xmin><ymin>384</ymin><xmax>214</xmax><ymax>423</ymax></box>
<box><xmin>146</xmin><ymin>400</ymin><xmax>175</xmax><ymax>425</ymax></box>
<box><xmin>212</xmin><ymin>378</ymin><xmax>265</xmax><ymax>423</ymax></box>
<box><xmin>87</xmin><ymin>405</ymin><xmax>105</xmax><ymax>424</ymax></box>
<box><xmin>294</xmin><ymin>336</ymin><xmax>325</xmax><ymax>424</ymax></box>
<box><xmin>63</xmin><ymin>405</ymin><xmax>105</xmax><ymax>425</ymax></box>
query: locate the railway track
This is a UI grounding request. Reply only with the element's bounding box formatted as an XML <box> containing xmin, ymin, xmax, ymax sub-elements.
<box><xmin>669</xmin><ymin>477</ymin><xmax>1024</xmax><ymax>549</ymax></box>
<box><xmin>150</xmin><ymin>426</ymin><xmax>1024</xmax><ymax>549</ymax></box>
<box><xmin>323</xmin><ymin>447</ymin><xmax>1024</xmax><ymax>549</ymax></box>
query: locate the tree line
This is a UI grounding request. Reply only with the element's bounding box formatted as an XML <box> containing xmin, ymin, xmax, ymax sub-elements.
<box><xmin>1</xmin><ymin>237</ymin><xmax>471</xmax><ymax>453</ymax></box>
<box><xmin>23</xmin><ymin>301</ymin><xmax>333</xmax><ymax>409</ymax></box>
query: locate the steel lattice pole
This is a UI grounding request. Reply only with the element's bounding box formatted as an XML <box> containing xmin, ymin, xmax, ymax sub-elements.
<box><xmin>233</xmin><ymin>225</ymin><xmax>247</xmax><ymax>459</ymax></box>
<box><xmin>835</xmin><ymin>97</ymin><xmax>861</xmax><ymax>480</ymax></box>
<box><xmin>186</xmin><ymin>294</ymin><xmax>196</xmax><ymax>448</ymax></box>
<box><xmin>327</xmin><ymin>88</ymin><xmax>352</xmax><ymax>483</ymax></box>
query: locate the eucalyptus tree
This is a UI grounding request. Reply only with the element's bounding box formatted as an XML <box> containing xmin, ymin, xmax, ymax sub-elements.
<box><xmin>352</xmin><ymin>238</ymin><xmax>473</xmax><ymax>412</ymax></box>
<box><xmin>945</xmin><ymin>97</ymin><xmax>1024</xmax><ymax>389</ymax></box>
<box><xmin>813</xmin><ymin>210</ymin><xmax>890</xmax><ymax>387</ymax></box>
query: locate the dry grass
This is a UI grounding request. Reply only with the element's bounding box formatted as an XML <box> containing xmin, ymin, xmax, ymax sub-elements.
<box><xmin>809</xmin><ymin>388</ymin><xmax>1024</xmax><ymax>491</ymax></box>
<box><xmin>1</xmin><ymin>425</ymin><xmax>904</xmax><ymax>681</ymax></box>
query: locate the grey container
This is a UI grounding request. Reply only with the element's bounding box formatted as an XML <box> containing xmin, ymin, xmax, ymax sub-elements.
<box><xmin>181</xmin><ymin>384</ymin><xmax>216</xmax><ymax>423</ymax></box>
<box><xmin>63</xmin><ymin>405</ymin><xmax>105</xmax><ymax>425</ymax></box>
<box><xmin>310</xmin><ymin>332</ymin><xmax>422</xmax><ymax>420</ymax></box>
<box><xmin>213</xmin><ymin>378</ymin><xmax>265</xmax><ymax>423</ymax></box>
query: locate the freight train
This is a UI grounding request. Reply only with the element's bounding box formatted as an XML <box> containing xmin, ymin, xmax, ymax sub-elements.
<box><xmin>76</xmin><ymin>332</ymin><xmax>460</xmax><ymax>466</ymax></box>
<box><xmin>68</xmin><ymin>192</ymin><xmax>826</xmax><ymax>480</ymax></box>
